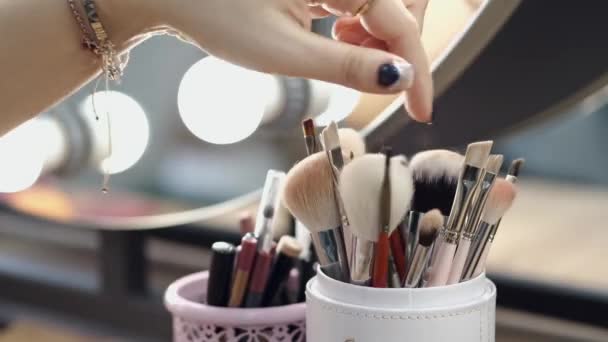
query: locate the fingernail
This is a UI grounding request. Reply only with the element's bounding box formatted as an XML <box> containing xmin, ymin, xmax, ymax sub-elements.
<box><xmin>377</xmin><ymin>62</ymin><xmax>414</xmax><ymax>89</ymax></box>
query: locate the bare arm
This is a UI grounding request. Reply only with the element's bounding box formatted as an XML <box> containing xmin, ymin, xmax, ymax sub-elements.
<box><xmin>0</xmin><ymin>0</ymin><xmax>433</xmax><ymax>138</ymax></box>
<box><xmin>0</xmin><ymin>0</ymin><xmax>155</xmax><ymax>136</ymax></box>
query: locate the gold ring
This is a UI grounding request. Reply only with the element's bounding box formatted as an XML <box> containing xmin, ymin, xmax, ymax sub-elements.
<box><xmin>354</xmin><ymin>0</ymin><xmax>377</xmax><ymax>16</ymax></box>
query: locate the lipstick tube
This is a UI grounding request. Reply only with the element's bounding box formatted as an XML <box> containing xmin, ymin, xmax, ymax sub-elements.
<box><xmin>206</xmin><ymin>242</ymin><xmax>236</xmax><ymax>307</ymax></box>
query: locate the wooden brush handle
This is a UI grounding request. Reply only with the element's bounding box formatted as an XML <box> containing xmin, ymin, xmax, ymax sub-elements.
<box><xmin>372</xmin><ymin>231</ymin><xmax>390</xmax><ymax>288</ymax></box>
<box><xmin>389</xmin><ymin>230</ymin><xmax>407</xmax><ymax>283</ymax></box>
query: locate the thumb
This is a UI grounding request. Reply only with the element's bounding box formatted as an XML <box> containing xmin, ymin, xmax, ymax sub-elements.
<box><xmin>278</xmin><ymin>28</ymin><xmax>415</xmax><ymax>94</ymax></box>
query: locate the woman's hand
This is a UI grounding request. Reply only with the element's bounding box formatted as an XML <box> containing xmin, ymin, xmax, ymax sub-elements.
<box><xmin>146</xmin><ymin>0</ymin><xmax>432</xmax><ymax>122</ymax></box>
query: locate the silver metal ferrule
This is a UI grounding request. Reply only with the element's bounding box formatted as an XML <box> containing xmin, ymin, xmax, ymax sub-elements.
<box><xmin>462</xmin><ymin>171</ymin><xmax>497</xmax><ymax>239</ymax></box>
<box><xmin>312</xmin><ymin>227</ymin><xmax>350</xmax><ymax>282</ymax></box>
<box><xmin>304</xmin><ymin>136</ymin><xmax>316</xmax><ymax>155</ymax></box>
<box><xmin>461</xmin><ymin>221</ymin><xmax>491</xmax><ymax>281</ymax></box>
<box><xmin>404</xmin><ymin>244</ymin><xmax>432</xmax><ymax>288</ymax></box>
<box><xmin>444</xmin><ymin>164</ymin><xmax>485</xmax><ymax>242</ymax></box>
<box><xmin>349</xmin><ymin>236</ymin><xmax>374</xmax><ymax>284</ymax></box>
<box><xmin>488</xmin><ymin>223</ymin><xmax>500</xmax><ymax>242</ymax></box>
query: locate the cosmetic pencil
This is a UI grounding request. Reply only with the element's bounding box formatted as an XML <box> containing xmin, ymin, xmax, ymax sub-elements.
<box><xmin>245</xmin><ymin>207</ymin><xmax>276</xmax><ymax>307</ymax></box>
<box><xmin>261</xmin><ymin>236</ymin><xmax>303</xmax><ymax>306</ymax></box>
<box><xmin>228</xmin><ymin>233</ymin><xmax>258</xmax><ymax>307</ymax></box>
<box><xmin>206</xmin><ymin>242</ymin><xmax>236</xmax><ymax>307</ymax></box>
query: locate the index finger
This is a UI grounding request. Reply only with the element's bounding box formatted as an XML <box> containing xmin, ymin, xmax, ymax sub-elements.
<box><xmin>361</xmin><ymin>0</ymin><xmax>433</xmax><ymax>122</ymax></box>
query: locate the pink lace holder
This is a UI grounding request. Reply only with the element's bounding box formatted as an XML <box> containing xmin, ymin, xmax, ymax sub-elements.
<box><xmin>164</xmin><ymin>271</ymin><xmax>306</xmax><ymax>342</ymax></box>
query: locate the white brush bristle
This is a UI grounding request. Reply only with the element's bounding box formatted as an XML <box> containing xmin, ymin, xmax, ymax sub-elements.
<box><xmin>409</xmin><ymin>149</ymin><xmax>463</xmax><ymax>181</ymax></box>
<box><xmin>338</xmin><ymin>128</ymin><xmax>366</xmax><ymax>158</ymax></box>
<box><xmin>464</xmin><ymin>141</ymin><xmax>493</xmax><ymax>168</ymax></box>
<box><xmin>482</xmin><ymin>179</ymin><xmax>517</xmax><ymax>225</ymax></box>
<box><xmin>282</xmin><ymin>152</ymin><xmax>340</xmax><ymax>232</ymax></box>
<box><xmin>339</xmin><ymin>154</ymin><xmax>384</xmax><ymax>242</ymax></box>
<box><xmin>389</xmin><ymin>155</ymin><xmax>414</xmax><ymax>230</ymax></box>
<box><xmin>418</xmin><ymin>209</ymin><xmax>443</xmax><ymax>246</ymax></box>
<box><xmin>321</xmin><ymin>122</ymin><xmax>340</xmax><ymax>151</ymax></box>
<box><xmin>339</xmin><ymin>154</ymin><xmax>413</xmax><ymax>242</ymax></box>
<box><xmin>485</xmin><ymin>154</ymin><xmax>504</xmax><ymax>175</ymax></box>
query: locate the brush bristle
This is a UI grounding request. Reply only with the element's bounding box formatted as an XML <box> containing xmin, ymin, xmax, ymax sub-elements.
<box><xmin>340</xmin><ymin>154</ymin><xmax>384</xmax><ymax>242</ymax></box>
<box><xmin>338</xmin><ymin>128</ymin><xmax>366</xmax><ymax>158</ymax></box>
<box><xmin>277</xmin><ymin>235</ymin><xmax>303</xmax><ymax>258</ymax></box>
<box><xmin>302</xmin><ymin>119</ymin><xmax>315</xmax><ymax>137</ymax></box>
<box><xmin>508</xmin><ymin>158</ymin><xmax>525</xmax><ymax>177</ymax></box>
<box><xmin>389</xmin><ymin>155</ymin><xmax>414</xmax><ymax>231</ymax></box>
<box><xmin>464</xmin><ymin>141</ymin><xmax>493</xmax><ymax>168</ymax></box>
<box><xmin>339</xmin><ymin>154</ymin><xmax>413</xmax><ymax>242</ymax></box>
<box><xmin>418</xmin><ymin>209</ymin><xmax>443</xmax><ymax>247</ymax></box>
<box><xmin>321</xmin><ymin>122</ymin><xmax>340</xmax><ymax>151</ymax></box>
<box><xmin>409</xmin><ymin>150</ymin><xmax>462</xmax><ymax>215</ymax></box>
<box><xmin>282</xmin><ymin>152</ymin><xmax>340</xmax><ymax>232</ymax></box>
<box><xmin>482</xmin><ymin>179</ymin><xmax>517</xmax><ymax>225</ymax></box>
<box><xmin>486</xmin><ymin>154</ymin><xmax>504</xmax><ymax>174</ymax></box>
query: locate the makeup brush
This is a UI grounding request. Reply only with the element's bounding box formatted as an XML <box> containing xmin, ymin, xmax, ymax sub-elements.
<box><xmin>371</xmin><ymin>148</ymin><xmax>392</xmax><ymax>288</ymax></box>
<box><xmin>462</xmin><ymin>179</ymin><xmax>517</xmax><ymax>280</ymax></box>
<box><xmin>506</xmin><ymin>158</ymin><xmax>525</xmax><ymax>182</ymax></box>
<box><xmin>321</xmin><ymin>122</ymin><xmax>355</xmax><ymax>271</ymax></box>
<box><xmin>262</xmin><ymin>235</ymin><xmax>303</xmax><ymax>306</ymax></box>
<box><xmin>302</xmin><ymin>119</ymin><xmax>318</xmax><ymax>155</ymax></box>
<box><xmin>283</xmin><ymin>151</ymin><xmax>350</xmax><ymax>282</ymax></box>
<box><xmin>254</xmin><ymin>170</ymin><xmax>285</xmax><ymax>248</ymax></box>
<box><xmin>295</xmin><ymin>220</ymin><xmax>316</xmax><ymax>302</ymax></box>
<box><xmin>338</xmin><ymin>128</ymin><xmax>366</xmax><ymax>159</ymax></box>
<box><xmin>409</xmin><ymin>149</ymin><xmax>464</xmax><ymax>216</ymax></box>
<box><xmin>426</xmin><ymin>141</ymin><xmax>493</xmax><ymax>287</ymax></box>
<box><xmin>340</xmin><ymin>153</ymin><xmax>414</xmax><ymax>285</ymax></box>
<box><xmin>404</xmin><ymin>209</ymin><xmax>442</xmax><ymax>288</ymax></box>
<box><xmin>464</xmin><ymin>158</ymin><xmax>524</xmax><ymax>280</ymax></box>
<box><xmin>408</xmin><ymin>149</ymin><xmax>463</xmax><ymax>265</ymax></box>
<box><xmin>447</xmin><ymin>154</ymin><xmax>503</xmax><ymax>284</ymax></box>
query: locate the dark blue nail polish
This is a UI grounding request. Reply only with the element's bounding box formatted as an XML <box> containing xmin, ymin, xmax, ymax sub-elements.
<box><xmin>377</xmin><ymin>63</ymin><xmax>400</xmax><ymax>87</ymax></box>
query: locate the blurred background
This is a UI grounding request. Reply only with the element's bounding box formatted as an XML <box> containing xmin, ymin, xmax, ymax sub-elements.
<box><xmin>0</xmin><ymin>0</ymin><xmax>607</xmax><ymax>341</ymax></box>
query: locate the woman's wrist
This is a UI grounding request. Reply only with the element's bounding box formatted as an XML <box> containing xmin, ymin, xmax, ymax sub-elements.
<box><xmin>94</xmin><ymin>0</ymin><xmax>168</xmax><ymax>51</ymax></box>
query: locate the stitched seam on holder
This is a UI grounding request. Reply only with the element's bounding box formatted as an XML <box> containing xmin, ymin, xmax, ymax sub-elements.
<box><xmin>316</xmin><ymin>302</ymin><xmax>482</xmax><ymax>320</ymax></box>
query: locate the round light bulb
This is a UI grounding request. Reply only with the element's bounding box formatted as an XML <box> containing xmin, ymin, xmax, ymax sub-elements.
<box><xmin>177</xmin><ymin>56</ymin><xmax>275</xmax><ymax>144</ymax></box>
<box><xmin>0</xmin><ymin>119</ymin><xmax>45</xmax><ymax>193</ymax></box>
<box><xmin>313</xmin><ymin>81</ymin><xmax>360</xmax><ymax>126</ymax></box>
<box><xmin>81</xmin><ymin>91</ymin><xmax>150</xmax><ymax>174</ymax></box>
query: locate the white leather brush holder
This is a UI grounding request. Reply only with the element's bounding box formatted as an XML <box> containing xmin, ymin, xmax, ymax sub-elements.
<box><xmin>306</xmin><ymin>268</ymin><xmax>496</xmax><ymax>342</ymax></box>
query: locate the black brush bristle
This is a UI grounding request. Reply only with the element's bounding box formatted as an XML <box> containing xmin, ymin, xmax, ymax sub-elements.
<box><xmin>418</xmin><ymin>224</ymin><xmax>438</xmax><ymax>247</ymax></box>
<box><xmin>412</xmin><ymin>177</ymin><xmax>457</xmax><ymax>216</ymax></box>
<box><xmin>508</xmin><ymin>158</ymin><xmax>525</xmax><ymax>177</ymax></box>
